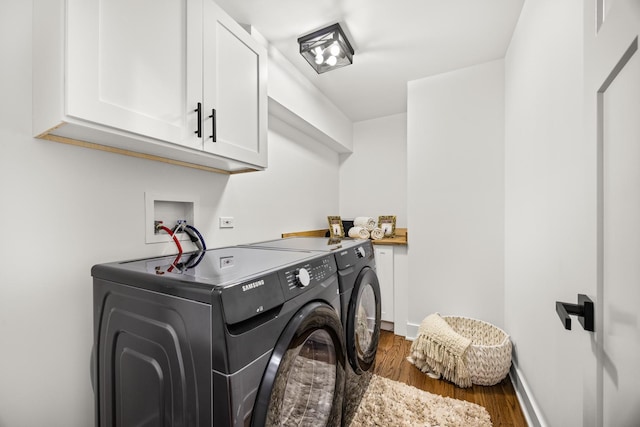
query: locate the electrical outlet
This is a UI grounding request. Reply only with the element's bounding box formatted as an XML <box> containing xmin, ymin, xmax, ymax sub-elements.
<box><xmin>220</xmin><ymin>256</ymin><xmax>234</xmax><ymax>268</ymax></box>
<box><xmin>219</xmin><ymin>217</ymin><xmax>234</xmax><ymax>228</ymax></box>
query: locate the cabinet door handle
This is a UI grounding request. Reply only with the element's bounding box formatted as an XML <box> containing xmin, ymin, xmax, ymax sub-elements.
<box><xmin>194</xmin><ymin>102</ymin><xmax>202</xmax><ymax>138</ymax></box>
<box><xmin>209</xmin><ymin>109</ymin><xmax>217</xmax><ymax>142</ymax></box>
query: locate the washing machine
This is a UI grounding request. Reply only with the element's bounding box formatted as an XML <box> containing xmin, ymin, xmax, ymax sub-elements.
<box><xmin>241</xmin><ymin>237</ymin><xmax>381</xmax><ymax>378</ymax></box>
<box><xmin>91</xmin><ymin>246</ymin><xmax>345</xmax><ymax>427</ymax></box>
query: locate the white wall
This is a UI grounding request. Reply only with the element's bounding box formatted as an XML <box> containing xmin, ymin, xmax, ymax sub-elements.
<box><xmin>268</xmin><ymin>46</ymin><xmax>353</xmax><ymax>153</ymax></box>
<box><xmin>339</xmin><ymin>113</ymin><xmax>407</xmax><ymax>226</ymax></box>
<box><xmin>504</xmin><ymin>1</ymin><xmax>591</xmax><ymax>426</ymax></box>
<box><xmin>339</xmin><ymin>113</ymin><xmax>409</xmax><ymax>334</ymax></box>
<box><xmin>219</xmin><ymin>115</ymin><xmax>340</xmax><ymax>246</ymax></box>
<box><xmin>0</xmin><ymin>3</ymin><xmax>339</xmax><ymax>426</ymax></box>
<box><xmin>406</xmin><ymin>60</ymin><xmax>505</xmax><ymax>334</ymax></box>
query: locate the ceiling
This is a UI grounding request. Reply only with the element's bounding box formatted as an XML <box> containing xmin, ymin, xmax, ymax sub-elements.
<box><xmin>215</xmin><ymin>0</ymin><xmax>524</xmax><ymax>123</ymax></box>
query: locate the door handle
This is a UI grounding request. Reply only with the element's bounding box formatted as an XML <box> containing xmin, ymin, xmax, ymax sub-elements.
<box><xmin>208</xmin><ymin>109</ymin><xmax>216</xmax><ymax>142</ymax></box>
<box><xmin>555</xmin><ymin>294</ymin><xmax>595</xmax><ymax>332</ymax></box>
<box><xmin>194</xmin><ymin>102</ymin><xmax>202</xmax><ymax>138</ymax></box>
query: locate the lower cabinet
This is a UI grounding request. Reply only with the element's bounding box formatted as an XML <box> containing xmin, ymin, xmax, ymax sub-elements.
<box><xmin>374</xmin><ymin>246</ymin><xmax>394</xmax><ymax>329</ymax></box>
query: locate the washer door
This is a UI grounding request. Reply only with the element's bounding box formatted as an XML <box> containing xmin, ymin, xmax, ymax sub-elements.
<box><xmin>346</xmin><ymin>267</ymin><xmax>382</xmax><ymax>374</ymax></box>
<box><xmin>252</xmin><ymin>302</ymin><xmax>345</xmax><ymax>427</ymax></box>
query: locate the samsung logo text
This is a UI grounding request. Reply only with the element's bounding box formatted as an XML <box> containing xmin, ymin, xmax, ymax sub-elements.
<box><xmin>242</xmin><ymin>279</ymin><xmax>265</xmax><ymax>292</ymax></box>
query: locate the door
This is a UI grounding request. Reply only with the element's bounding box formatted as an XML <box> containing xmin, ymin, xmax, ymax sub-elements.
<box><xmin>585</xmin><ymin>1</ymin><xmax>640</xmax><ymax>426</ymax></box>
<box><xmin>66</xmin><ymin>0</ymin><xmax>202</xmax><ymax>149</ymax></box>
<box><xmin>374</xmin><ymin>246</ymin><xmax>395</xmax><ymax>324</ymax></box>
<box><xmin>251</xmin><ymin>302</ymin><xmax>345</xmax><ymax>427</ymax></box>
<box><xmin>202</xmin><ymin>0</ymin><xmax>268</xmax><ymax>167</ymax></box>
<box><xmin>346</xmin><ymin>267</ymin><xmax>382</xmax><ymax>374</ymax></box>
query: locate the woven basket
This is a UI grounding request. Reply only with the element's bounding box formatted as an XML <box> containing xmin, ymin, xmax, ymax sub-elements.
<box><xmin>442</xmin><ymin>316</ymin><xmax>512</xmax><ymax>386</ymax></box>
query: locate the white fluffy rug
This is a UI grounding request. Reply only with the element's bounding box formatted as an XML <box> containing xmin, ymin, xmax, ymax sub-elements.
<box><xmin>348</xmin><ymin>374</ymin><xmax>492</xmax><ymax>427</ymax></box>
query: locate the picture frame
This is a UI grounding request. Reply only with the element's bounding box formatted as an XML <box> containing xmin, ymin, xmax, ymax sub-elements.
<box><xmin>327</xmin><ymin>216</ymin><xmax>345</xmax><ymax>238</ymax></box>
<box><xmin>378</xmin><ymin>215</ymin><xmax>396</xmax><ymax>237</ymax></box>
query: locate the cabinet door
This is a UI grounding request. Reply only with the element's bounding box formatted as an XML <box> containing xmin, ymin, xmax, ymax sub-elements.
<box><xmin>66</xmin><ymin>0</ymin><xmax>202</xmax><ymax>150</ymax></box>
<box><xmin>202</xmin><ymin>1</ymin><xmax>268</xmax><ymax>168</ymax></box>
<box><xmin>374</xmin><ymin>246</ymin><xmax>394</xmax><ymax>323</ymax></box>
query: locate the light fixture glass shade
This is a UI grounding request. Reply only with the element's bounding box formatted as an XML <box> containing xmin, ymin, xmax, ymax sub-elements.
<box><xmin>298</xmin><ymin>23</ymin><xmax>354</xmax><ymax>74</ymax></box>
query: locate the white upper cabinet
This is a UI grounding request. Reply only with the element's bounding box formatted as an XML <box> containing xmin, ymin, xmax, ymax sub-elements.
<box><xmin>201</xmin><ymin>1</ymin><xmax>268</xmax><ymax>167</ymax></box>
<box><xmin>33</xmin><ymin>0</ymin><xmax>267</xmax><ymax>173</ymax></box>
<box><xmin>66</xmin><ymin>0</ymin><xmax>202</xmax><ymax>150</ymax></box>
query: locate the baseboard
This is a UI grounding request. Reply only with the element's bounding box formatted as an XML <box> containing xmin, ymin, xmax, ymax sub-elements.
<box><xmin>380</xmin><ymin>320</ymin><xmax>394</xmax><ymax>332</ymax></box>
<box><xmin>405</xmin><ymin>322</ymin><xmax>420</xmax><ymax>340</ymax></box>
<box><xmin>509</xmin><ymin>362</ymin><xmax>547</xmax><ymax>427</ymax></box>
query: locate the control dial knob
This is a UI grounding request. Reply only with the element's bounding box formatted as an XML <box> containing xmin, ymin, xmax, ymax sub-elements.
<box><xmin>295</xmin><ymin>268</ymin><xmax>311</xmax><ymax>288</ymax></box>
<box><xmin>356</xmin><ymin>247</ymin><xmax>366</xmax><ymax>258</ymax></box>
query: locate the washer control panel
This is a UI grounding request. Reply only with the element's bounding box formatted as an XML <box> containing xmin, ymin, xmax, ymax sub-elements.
<box><xmin>335</xmin><ymin>241</ymin><xmax>373</xmax><ymax>270</ymax></box>
<box><xmin>295</xmin><ymin>268</ymin><xmax>311</xmax><ymax>287</ymax></box>
<box><xmin>280</xmin><ymin>254</ymin><xmax>337</xmax><ymax>297</ymax></box>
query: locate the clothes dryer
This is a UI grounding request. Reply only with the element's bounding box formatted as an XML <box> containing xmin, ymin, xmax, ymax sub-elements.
<box><xmin>92</xmin><ymin>246</ymin><xmax>345</xmax><ymax>427</ymax></box>
<box><xmin>242</xmin><ymin>237</ymin><xmax>382</xmax><ymax>377</ymax></box>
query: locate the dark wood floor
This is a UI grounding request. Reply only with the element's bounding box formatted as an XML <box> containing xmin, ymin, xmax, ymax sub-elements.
<box><xmin>372</xmin><ymin>331</ymin><xmax>528</xmax><ymax>427</ymax></box>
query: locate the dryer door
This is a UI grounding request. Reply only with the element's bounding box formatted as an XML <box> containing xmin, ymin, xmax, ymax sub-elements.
<box><xmin>252</xmin><ymin>302</ymin><xmax>345</xmax><ymax>427</ymax></box>
<box><xmin>346</xmin><ymin>267</ymin><xmax>382</xmax><ymax>374</ymax></box>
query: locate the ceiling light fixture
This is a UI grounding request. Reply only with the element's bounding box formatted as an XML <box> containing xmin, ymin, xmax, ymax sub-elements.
<box><xmin>298</xmin><ymin>23</ymin><xmax>354</xmax><ymax>74</ymax></box>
